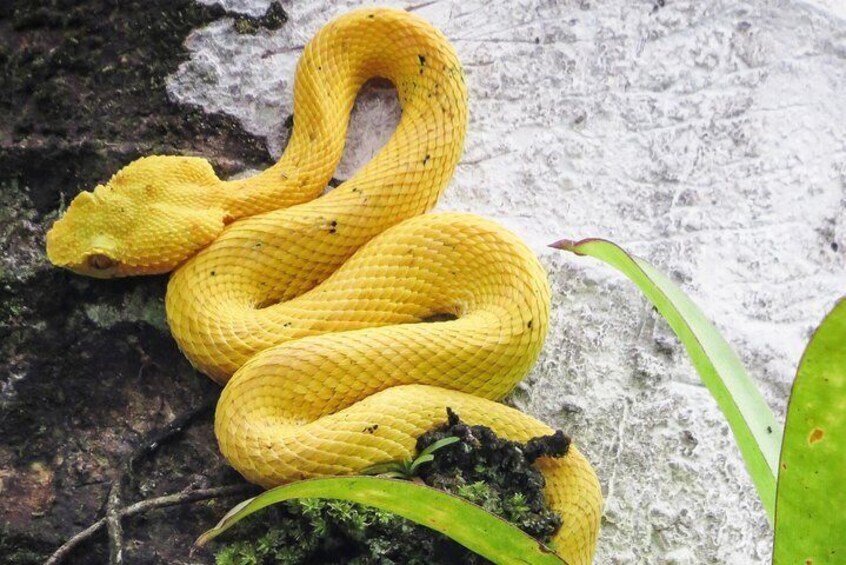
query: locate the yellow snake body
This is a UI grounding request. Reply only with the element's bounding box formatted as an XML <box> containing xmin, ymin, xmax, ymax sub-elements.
<box><xmin>46</xmin><ymin>9</ymin><xmax>601</xmax><ymax>563</ymax></box>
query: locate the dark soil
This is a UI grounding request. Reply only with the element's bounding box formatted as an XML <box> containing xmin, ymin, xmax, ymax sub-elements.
<box><xmin>214</xmin><ymin>410</ymin><xmax>569</xmax><ymax>565</ymax></box>
<box><xmin>415</xmin><ymin>408</ymin><xmax>568</xmax><ymax>542</ymax></box>
<box><xmin>0</xmin><ymin>1</ymin><xmax>278</xmax><ymax>563</ymax></box>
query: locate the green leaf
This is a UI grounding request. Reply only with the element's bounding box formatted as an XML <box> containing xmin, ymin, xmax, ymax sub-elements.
<box><xmin>774</xmin><ymin>298</ymin><xmax>846</xmax><ymax>564</ymax></box>
<box><xmin>552</xmin><ymin>238</ymin><xmax>781</xmax><ymax>523</ymax></box>
<box><xmin>360</xmin><ymin>461</ymin><xmax>406</xmax><ymax>476</ymax></box>
<box><xmin>408</xmin><ymin>453</ymin><xmax>435</xmax><ymax>474</ymax></box>
<box><xmin>196</xmin><ymin>476</ymin><xmax>565</xmax><ymax>564</ymax></box>
<box><xmin>417</xmin><ymin>435</ymin><xmax>461</xmax><ymax>459</ymax></box>
<box><xmin>361</xmin><ymin>437</ymin><xmax>459</xmax><ymax>478</ymax></box>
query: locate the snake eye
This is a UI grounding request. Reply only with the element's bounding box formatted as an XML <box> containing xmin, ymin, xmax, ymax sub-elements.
<box><xmin>87</xmin><ymin>253</ymin><xmax>115</xmax><ymax>270</ymax></box>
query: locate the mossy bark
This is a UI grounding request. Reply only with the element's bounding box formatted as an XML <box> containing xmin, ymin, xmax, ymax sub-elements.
<box><xmin>0</xmin><ymin>1</ymin><xmax>278</xmax><ymax>563</ymax></box>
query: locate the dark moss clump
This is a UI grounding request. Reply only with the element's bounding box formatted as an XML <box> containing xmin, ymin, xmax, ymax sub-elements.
<box><xmin>416</xmin><ymin>407</ymin><xmax>569</xmax><ymax>542</ymax></box>
<box><xmin>214</xmin><ymin>410</ymin><xmax>569</xmax><ymax>565</ymax></box>
<box><xmin>232</xmin><ymin>2</ymin><xmax>288</xmax><ymax>35</ymax></box>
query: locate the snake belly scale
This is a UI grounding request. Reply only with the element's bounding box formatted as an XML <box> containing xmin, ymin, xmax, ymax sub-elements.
<box><xmin>45</xmin><ymin>8</ymin><xmax>601</xmax><ymax>563</ymax></box>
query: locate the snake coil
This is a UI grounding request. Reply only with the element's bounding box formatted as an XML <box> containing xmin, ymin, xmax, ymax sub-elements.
<box><xmin>46</xmin><ymin>8</ymin><xmax>601</xmax><ymax>563</ymax></box>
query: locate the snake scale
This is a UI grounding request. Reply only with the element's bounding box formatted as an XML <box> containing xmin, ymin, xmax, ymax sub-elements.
<box><xmin>45</xmin><ymin>8</ymin><xmax>601</xmax><ymax>563</ymax></box>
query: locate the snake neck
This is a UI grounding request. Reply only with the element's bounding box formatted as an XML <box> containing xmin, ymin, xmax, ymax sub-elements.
<box><xmin>167</xmin><ymin>9</ymin><xmax>469</xmax><ymax>380</ymax></box>
<box><xmin>217</xmin><ymin>8</ymin><xmax>468</xmax><ymax>223</ymax></box>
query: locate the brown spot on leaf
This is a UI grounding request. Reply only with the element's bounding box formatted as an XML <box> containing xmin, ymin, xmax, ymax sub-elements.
<box><xmin>809</xmin><ymin>428</ymin><xmax>824</xmax><ymax>445</ymax></box>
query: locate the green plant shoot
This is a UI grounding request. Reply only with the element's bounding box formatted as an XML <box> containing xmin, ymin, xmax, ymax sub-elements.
<box><xmin>361</xmin><ymin>436</ymin><xmax>460</xmax><ymax>479</ymax></box>
<box><xmin>552</xmin><ymin>238</ymin><xmax>782</xmax><ymax>523</ymax></box>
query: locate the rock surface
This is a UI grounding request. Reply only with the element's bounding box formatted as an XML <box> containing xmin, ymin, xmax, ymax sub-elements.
<box><xmin>0</xmin><ymin>1</ymin><xmax>272</xmax><ymax>562</ymax></box>
<box><xmin>1</xmin><ymin>0</ymin><xmax>844</xmax><ymax>563</ymax></box>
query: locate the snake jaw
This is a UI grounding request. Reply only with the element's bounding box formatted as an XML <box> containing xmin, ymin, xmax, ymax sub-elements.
<box><xmin>46</xmin><ymin>194</ymin><xmax>112</xmax><ymax>273</ymax></box>
<box><xmin>47</xmin><ymin>222</ymin><xmax>123</xmax><ymax>278</ymax></box>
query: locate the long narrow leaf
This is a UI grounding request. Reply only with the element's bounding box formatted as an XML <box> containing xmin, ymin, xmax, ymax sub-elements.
<box><xmin>408</xmin><ymin>454</ymin><xmax>435</xmax><ymax>474</ymax></box>
<box><xmin>551</xmin><ymin>238</ymin><xmax>781</xmax><ymax>522</ymax></box>
<box><xmin>418</xmin><ymin>436</ymin><xmax>461</xmax><ymax>459</ymax></box>
<box><xmin>360</xmin><ymin>461</ymin><xmax>405</xmax><ymax>476</ymax></box>
<box><xmin>774</xmin><ymin>298</ymin><xmax>846</xmax><ymax>563</ymax></box>
<box><xmin>196</xmin><ymin>476</ymin><xmax>566</xmax><ymax>564</ymax></box>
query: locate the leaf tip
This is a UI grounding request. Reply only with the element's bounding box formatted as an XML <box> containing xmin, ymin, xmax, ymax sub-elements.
<box><xmin>548</xmin><ymin>237</ymin><xmax>603</xmax><ymax>255</ymax></box>
<box><xmin>548</xmin><ymin>238</ymin><xmax>579</xmax><ymax>253</ymax></box>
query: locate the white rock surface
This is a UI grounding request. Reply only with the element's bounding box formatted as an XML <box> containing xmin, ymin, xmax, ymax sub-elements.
<box><xmin>170</xmin><ymin>1</ymin><xmax>846</xmax><ymax>562</ymax></box>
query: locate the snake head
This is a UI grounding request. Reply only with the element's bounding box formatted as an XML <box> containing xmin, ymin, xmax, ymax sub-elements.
<box><xmin>46</xmin><ymin>155</ymin><xmax>227</xmax><ymax>278</ymax></box>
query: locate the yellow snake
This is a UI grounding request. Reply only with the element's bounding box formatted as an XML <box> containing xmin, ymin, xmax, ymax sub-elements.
<box><xmin>45</xmin><ymin>8</ymin><xmax>601</xmax><ymax>563</ymax></box>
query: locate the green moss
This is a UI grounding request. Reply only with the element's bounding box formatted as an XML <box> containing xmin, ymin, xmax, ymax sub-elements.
<box><xmin>231</xmin><ymin>2</ymin><xmax>288</xmax><ymax>35</ymax></box>
<box><xmin>232</xmin><ymin>19</ymin><xmax>259</xmax><ymax>34</ymax></box>
<box><xmin>0</xmin><ymin>180</ymin><xmax>43</xmax><ymax>278</ymax></box>
<box><xmin>214</xmin><ymin>499</ymin><xmax>432</xmax><ymax>565</ymax></box>
<box><xmin>83</xmin><ymin>286</ymin><xmax>167</xmax><ymax>332</ymax></box>
<box><xmin>0</xmin><ymin>527</ymin><xmax>45</xmax><ymax>565</ymax></box>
